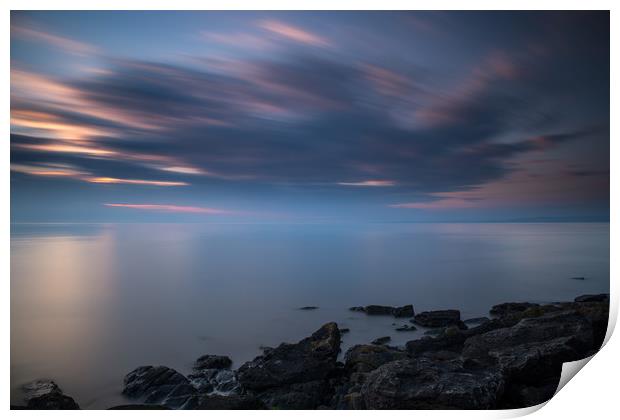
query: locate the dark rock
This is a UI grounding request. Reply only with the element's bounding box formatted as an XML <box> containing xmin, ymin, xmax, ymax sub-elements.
<box><xmin>299</xmin><ymin>306</ymin><xmax>318</xmax><ymax>310</ymax></box>
<box><xmin>349</xmin><ymin>304</ymin><xmax>414</xmax><ymax>317</ymax></box>
<box><xmin>393</xmin><ymin>305</ymin><xmax>415</xmax><ymax>318</ymax></box>
<box><xmin>339</xmin><ymin>328</ymin><xmax>350</xmax><ymax>334</ymax></box>
<box><xmin>574</xmin><ymin>294</ymin><xmax>609</xmax><ymax>303</ymax></box>
<box><xmin>344</xmin><ymin>344</ymin><xmax>408</xmax><ymax>373</ymax></box>
<box><xmin>413</xmin><ymin>310</ymin><xmax>462</xmax><ymax>328</ymax></box>
<box><xmin>122</xmin><ymin>366</ymin><xmax>196</xmax><ymax>408</ymax></box>
<box><xmin>571</xmin><ymin>277</ymin><xmax>586</xmax><ymax>280</ymax></box>
<box><xmin>255</xmin><ymin>380</ymin><xmax>330</xmax><ymax>409</ymax></box>
<box><xmin>490</xmin><ymin>302</ymin><xmax>539</xmax><ymax>317</ymax></box>
<box><xmin>188</xmin><ymin>368</ymin><xmax>239</xmax><ymax>394</ymax></box>
<box><xmin>361</xmin><ymin>358</ymin><xmax>504</xmax><ymax>409</ymax></box>
<box><xmin>395</xmin><ymin>324</ymin><xmax>417</xmax><ymax>332</ymax></box>
<box><xmin>371</xmin><ymin>336</ymin><xmax>391</xmax><ymax>345</ymax></box>
<box><xmin>21</xmin><ymin>380</ymin><xmax>79</xmax><ymax>410</ymax></box>
<box><xmin>463</xmin><ymin>310</ymin><xmax>593</xmax><ymax>384</ymax></box>
<box><xmin>464</xmin><ymin>317</ymin><xmax>490</xmax><ymax>325</ymax></box>
<box><xmin>184</xmin><ymin>394</ymin><xmax>266</xmax><ymax>409</ymax></box>
<box><xmin>424</xmin><ymin>328</ymin><xmax>445</xmax><ymax>336</ymax></box>
<box><xmin>108</xmin><ymin>404</ymin><xmax>170</xmax><ymax>410</ymax></box>
<box><xmin>237</xmin><ymin>322</ymin><xmax>341</xmax><ymax>391</ymax></box>
<box><xmin>194</xmin><ymin>354</ymin><xmax>232</xmax><ymax>370</ymax></box>
<box><xmin>342</xmin><ymin>392</ymin><xmax>365</xmax><ymax>409</ymax></box>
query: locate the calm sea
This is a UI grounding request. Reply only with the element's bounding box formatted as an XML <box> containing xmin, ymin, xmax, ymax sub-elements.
<box><xmin>10</xmin><ymin>223</ymin><xmax>609</xmax><ymax>408</ymax></box>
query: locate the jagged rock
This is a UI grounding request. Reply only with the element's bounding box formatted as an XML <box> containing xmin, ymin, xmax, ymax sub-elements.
<box><xmin>188</xmin><ymin>368</ymin><xmax>239</xmax><ymax>394</ymax></box>
<box><xmin>342</xmin><ymin>392</ymin><xmax>365</xmax><ymax>409</ymax></box>
<box><xmin>574</xmin><ymin>294</ymin><xmax>609</xmax><ymax>303</ymax></box>
<box><xmin>194</xmin><ymin>355</ymin><xmax>232</xmax><ymax>370</ymax></box>
<box><xmin>21</xmin><ymin>380</ymin><xmax>79</xmax><ymax>410</ymax></box>
<box><xmin>255</xmin><ymin>380</ymin><xmax>330</xmax><ymax>409</ymax></box>
<box><xmin>361</xmin><ymin>358</ymin><xmax>504</xmax><ymax>409</ymax></box>
<box><xmin>344</xmin><ymin>344</ymin><xmax>408</xmax><ymax>373</ymax></box>
<box><xmin>349</xmin><ymin>305</ymin><xmax>414</xmax><ymax>318</ymax></box>
<box><xmin>371</xmin><ymin>336</ymin><xmax>391</xmax><ymax>345</ymax></box>
<box><xmin>490</xmin><ymin>302</ymin><xmax>539</xmax><ymax>317</ymax></box>
<box><xmin>108</xmin><ymin>404</ymin><xmax>169</xmax><ymax>409</ymax></box>
<box><xmin>237</xmin><ymin>322</ymin><xmax>341</xmax><ymax>391</ymax></box>
<box><xmin>122</xmin><ymin>366</ymin><xmax>196</xmax><ymax>408</ymax></box>
<box><xmin>463</xmin><ymin>310</ymin><xmax>593</xmax><ymax>383</ymax></box>
<box><xmin>413</xmin><ymin>310</ymin><xmax>464</xmax><ymax>328</ymax></box>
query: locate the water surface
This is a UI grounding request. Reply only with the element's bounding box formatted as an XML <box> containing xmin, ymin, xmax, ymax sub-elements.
<box><xmin>11</xmin><ymin>223</ymin><xmax>609</xmax><ymax>408</ymax></box>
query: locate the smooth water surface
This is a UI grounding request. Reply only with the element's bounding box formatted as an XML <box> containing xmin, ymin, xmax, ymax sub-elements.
<box><xmin>11</xmin><ymin>223</ymin><xmax>609</xmax><ymax>408</ymax></box>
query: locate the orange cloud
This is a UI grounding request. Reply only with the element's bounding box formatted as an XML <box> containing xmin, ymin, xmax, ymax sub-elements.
<box><xmin>104</xmin><ymin>203</ymin><xmax>231</xmax><ymax>214</ymax></box>
<box><xmin>85</xmin><ymin>177</ymin><xmax>188</xmax><ymax>186</ymax></box>
<box><xmin>11</xmin><ymin>163</ymin><xmax>87</xmax><ymax>177</ymax></box>
<box><xmin>338</xmin><ymin>180</ymin><xmax>396</xmax><ymax>187</ymax></box>
<box><xmin>259</xmin><ymin>20</ymin><xmax>329</xmax><ymax>46</ymax></box>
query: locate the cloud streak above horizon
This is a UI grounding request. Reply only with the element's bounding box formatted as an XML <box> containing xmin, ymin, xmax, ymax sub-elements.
<box><xmin>10</xmin><ymin>11</ymin><xmax>609</xmax><ymax>222</ymax></box>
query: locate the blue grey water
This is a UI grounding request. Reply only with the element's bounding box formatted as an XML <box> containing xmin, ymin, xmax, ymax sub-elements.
<box><xmin>10</xmin><ymin>222</ymin><xmax>609</xmax><ymax>409</ymax></box>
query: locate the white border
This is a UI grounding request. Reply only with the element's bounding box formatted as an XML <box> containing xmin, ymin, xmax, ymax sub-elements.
<box><xmin>3</xmin><ymin>2</ymin><xmax>616</xmax><ymax>419</ymax></box>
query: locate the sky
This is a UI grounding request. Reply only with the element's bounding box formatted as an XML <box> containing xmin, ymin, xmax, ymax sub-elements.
<box><xmin>10</xmin><ymin>11</ymin><xmax>609</xmax><ymax>223</ymax></box>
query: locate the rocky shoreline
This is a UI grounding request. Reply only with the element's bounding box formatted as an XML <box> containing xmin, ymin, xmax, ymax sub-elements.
<box><xmin>12</xmin><ymin>293</ymin><xmax>609</xmax><ymax>410</ymax></box>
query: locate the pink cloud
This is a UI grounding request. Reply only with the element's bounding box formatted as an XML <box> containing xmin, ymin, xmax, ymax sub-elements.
<box><xmin>390</xmin><ymin>198</ymin><xmax>478</xmax><ymax>210</ymax></box>
<box><xmin>104</xmin><ymin>203</ymin><xmax>232</xmax><ymax>214</ymax></box>
<box><xmin>338</xmin><ymin>180</ymin><xmax>396</xmax><ymax>187</ymax></box>
<box><xmin>259</xmin><ymin>20</ymin><xmax>329</xmax><ymax>47</ymax></box>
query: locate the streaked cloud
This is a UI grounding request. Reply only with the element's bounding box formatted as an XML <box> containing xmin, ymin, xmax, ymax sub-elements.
<box><xmin>12</xmin><ymin>24</ymin><xmax>98</xmax><ymax>56</ymax></box>
<box><xmin>104</xmin><ymin>203</ymin><xmax>231</xmax><ymax>214</ymax></box>
<box><xmin>338</xmin><ymin>180</ymin><xmax>396</xmax><ymax>187</ymax></box>
<box><xmin>259</xmin><ymin>20</ymin><xmax>329</xmax><ymax>47</ymax></box>
<box><xmin>84</xmin><ymin>177</ymin><xmax>188</xmax><ymax>186</ymax></box>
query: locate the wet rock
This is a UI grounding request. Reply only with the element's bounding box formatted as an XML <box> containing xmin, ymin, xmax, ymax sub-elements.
<box><xmin>361</xmin><ymin>358</ymin><xmax>504</xmax><ymax>409</ymax></box>
<box><xmin>489</xmin><ymin>302</ymin><xmax>539</xmax><ymax>317</ymax></box>
<box><xmin>574</xmin><ymin>294</ymin><xmax>609</xmax><ymax>303</ymax></box>
<box><xmin>371</xmin><ymin>336</ymin><xmax>391</xmax><ymax>345</ymax></box>
<box><xmin>237</xmin><ymin>322</ymin><xmax>341</xmax><ymax>391</ymax></box>
<box><xmin>122</xmin><ymin>366</ymin><xmax>196</xmax><ymax>408</ymax></box>
<box><xmin>299</xmin><ymin>306</ymin><xmax>318</xmax><ymax>310</ymax></box>
<box><xmin>108</xmin><ymin>404</ymin><xmax>169</xmax><ymax>409</ymax></box>
<box><xmin>424</xmin><ymin>328</ymin><xmax>445</xmax><ymax>336</ymax></box>
<box><xmin>344</xmin><ymin>344</ymin><xmax>408</xmax><ymax>373</ymax></box>
<box><xmin>413</xmin><ymin>310</ymin><xmax>463</xmax><ymax>328</ymax></box>
<box><xmin>21</xmin><ymin>380</ymin><xmax>79</xmax><ymax>410</ymax></box>
<box><xmin>194</xmin><ymin>355</ymin><xmax>232</xmax><ymax>370</ymax></box>
<box><xmin>464</xmin><ymin>317</ymin><xmax>490</xmax><ymax>325</ymax></box>
<box><xmin>349</xmin><ymin>304</ymin><xmax>414</xmax><ymax>317</ymax></box>
<box><xmin>395</xmin><ymin>324</ymin><xmax>417</xmax><ymax>332</ymax></box>
<box><xmin>342</xmin><ymin>392</ymin><xmax>365</xmax><ymax>409</ymax></box>
<box><xmin>189</xmin><ymin>368</ymin><xmax>239</xmax><ymax>394</ymax></box>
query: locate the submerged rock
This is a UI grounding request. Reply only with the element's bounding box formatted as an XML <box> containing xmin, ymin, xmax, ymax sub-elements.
<box><xmin>413</xmin><ymin>310</ymin><xmax>463</xmax><ymax>328</ymax></box>
<box><xmin>574</xmin><ymin>294</ymin><xmax>609</xmax><ymax>303</ymax></box>
<box><xmin>349</xmin><ymin>305</ymin><xmax>414</xmax><ymax>318</ymax></box>
<box><xmin>464</xmin><ymin>317</ymin><xmax>490</xmax><ymax>325</ymax></box>
<box><xmin>371</xmin><ymin>336</ymin><xmax>391</xmax><ymax>345</ymax></box>
<box><xmin>299</xmin><ymin>306</ymin><xmax>319</xmax><ymax>310</ymax></box>
<box><xmin>489</xmin><ymin>302</ymin><xmax>539</xmax><ymax>317</ymax></box>
<box><xmin>395</xmin><ymin>324</ymin><xmax>417</xmax><ymax>332</ymax></box>
<box><xmin>21</xmin><ymin>380</ymin><xmax>79</xmax><ymax>410</ymax></box>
